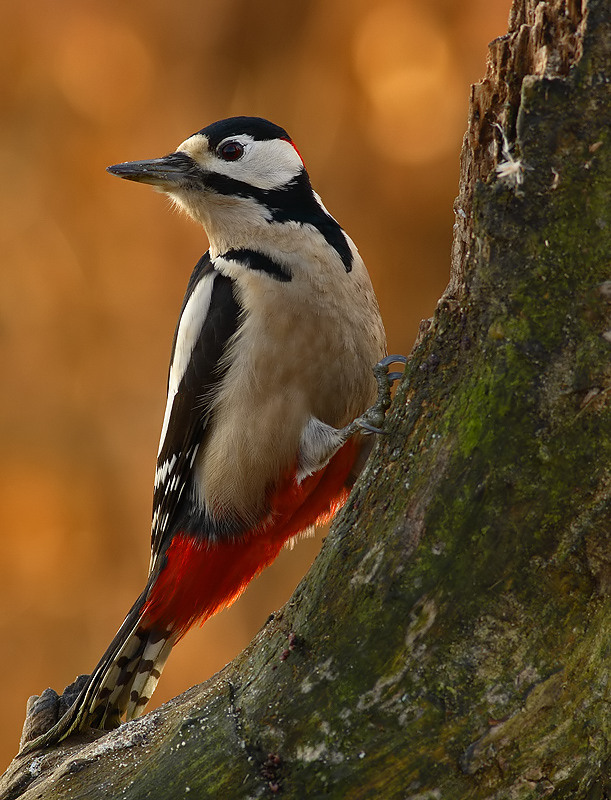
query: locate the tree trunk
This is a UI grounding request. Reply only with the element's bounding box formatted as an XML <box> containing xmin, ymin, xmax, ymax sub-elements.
<box><xmin>2</xmin><ymin>0</ymin><xmax>609</xmax><ymax>797</ymax></box>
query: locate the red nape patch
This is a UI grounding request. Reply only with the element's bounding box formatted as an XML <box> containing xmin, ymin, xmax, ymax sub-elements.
<box><xmin>281</xmin><ymin>136</ymin><xmax>305</xmax><ymax>166</ymax></box>
<box><xmin>142</xmin><ymin>438</ymin><xmax>360</xmax><ymax>638</ymax></box>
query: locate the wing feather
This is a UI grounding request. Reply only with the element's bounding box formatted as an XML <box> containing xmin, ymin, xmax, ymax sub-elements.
<box><xmin>150</xmin><ymin>252</ymin><xmax>241</xmax><ymax>564</ymax></box>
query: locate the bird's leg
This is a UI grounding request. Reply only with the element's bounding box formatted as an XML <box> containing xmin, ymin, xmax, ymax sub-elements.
<box><xmin>297</xmin><ymin>355</ymin><xmax>406</xmax><ymax>480</ymax></box>
<box><xmin>343</xmin><ymin>354</ymin><xmax>407</xmax><ymax>437</ymax></box>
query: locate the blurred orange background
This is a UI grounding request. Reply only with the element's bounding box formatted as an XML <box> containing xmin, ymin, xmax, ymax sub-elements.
<box><xmin>0</xmin><ymin>0</ymin><xmax>510</xmax><ymax>768</ymax></box>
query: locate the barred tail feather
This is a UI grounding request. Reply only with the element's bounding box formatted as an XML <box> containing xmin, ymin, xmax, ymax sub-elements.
<box><xmin>19</xmin><ymin>585</ymin><xmax>176</xmax><ymax>754</ymax></box>
<box><xmin>90</xmin><ymin>625</ymin><xmax>176</xmax><ymax>728</ymax></box>
<box><xmin>19</xmin><ymin>441</ymin><xmax>364</xmax><ymax>756</ymax></box>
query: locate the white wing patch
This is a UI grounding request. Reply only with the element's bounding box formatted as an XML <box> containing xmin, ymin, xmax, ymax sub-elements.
<box><xmin>157</xmin><ymin>273</ymin><xmax>216</xmax><ymax>456</ymax></box>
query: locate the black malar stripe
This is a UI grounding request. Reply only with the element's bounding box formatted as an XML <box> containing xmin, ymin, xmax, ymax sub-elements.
<box><xmin>221</xmin><ymin>248</ymin><xmax>292</xmax><ymax>282</ymax></box>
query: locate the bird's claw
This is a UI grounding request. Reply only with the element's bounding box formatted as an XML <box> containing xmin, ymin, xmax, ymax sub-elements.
<box><xmin>375</xmin><ymin>354</ymin><xmax>408</xmax><ymax>369</ymax></box>
<box><xmin>354</xmin><ymin>354</ymin><xmax>407</xmax><ymax>436</ymax></box>
<box><xmin>357</xmin><ymin>420</ymin><xmax>386</xmax><ymax>435</ymax></box>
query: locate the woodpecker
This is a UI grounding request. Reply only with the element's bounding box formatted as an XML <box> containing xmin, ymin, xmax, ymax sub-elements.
<box><xmin>24</xmin><ymin>116</ymin><xmax>400</xmax><ymax>750</ymax></box>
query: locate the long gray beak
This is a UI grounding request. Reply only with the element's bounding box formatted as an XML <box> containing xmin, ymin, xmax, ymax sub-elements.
<box><xmin>107</xmin><ymin>153</ymin><xmax>194</xmax><ymax>188</ymax></box>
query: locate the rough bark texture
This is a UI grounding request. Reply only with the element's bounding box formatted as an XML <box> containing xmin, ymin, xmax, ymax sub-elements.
<box><xmin>2</xmin><ymin>0</ymin><xmax>609</xmax><ymax>797</ymax></box>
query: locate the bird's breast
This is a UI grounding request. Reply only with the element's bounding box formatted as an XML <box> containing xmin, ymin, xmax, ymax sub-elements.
<box><xmin>193</xmin><ymin>245</ymin><xmax>385</xmax><ymax>527</ymax></box>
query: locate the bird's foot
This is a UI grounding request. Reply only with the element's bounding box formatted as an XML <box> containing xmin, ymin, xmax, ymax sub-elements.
<box><xmin>349</xmin><ymin>354</ymin><xmax>407</xmax><ymax>436</ymax></box>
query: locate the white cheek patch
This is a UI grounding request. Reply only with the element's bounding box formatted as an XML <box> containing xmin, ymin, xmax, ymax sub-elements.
<box><xmin>228</xmin><ymin>137</ymin><xmax>303</xmax><ymax>190</ymax></box>
<box><xmin>178</xmin><ymin>134</ymin><xmax>303</xmax><ymax>191</ymax></box>
<box><xmin>157</xmin><ymin>272</ymin><xmax>216</xmax><ymax>455</ymax></box>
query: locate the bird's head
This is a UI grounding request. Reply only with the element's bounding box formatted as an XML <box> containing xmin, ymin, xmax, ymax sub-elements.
<box><xmin>107</xmin><ymin>117</ymin><xmax>313</xmax><ymax>248</ymax></box>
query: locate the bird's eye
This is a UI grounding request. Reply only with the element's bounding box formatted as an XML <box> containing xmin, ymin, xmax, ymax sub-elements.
<box><xmin>218</xmin><ymin>141</ymin><xmax>244</xmax><ymax>161</ymax></box>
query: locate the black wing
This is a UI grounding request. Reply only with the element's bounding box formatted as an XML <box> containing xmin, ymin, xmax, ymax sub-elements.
<box><xmin>150</xmin><ymin>252</ymin><xmax>241</xmax><ymax>562</ymax></box>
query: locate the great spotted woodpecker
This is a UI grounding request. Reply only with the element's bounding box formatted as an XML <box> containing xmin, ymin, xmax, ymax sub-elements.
<box><xmin>24</xmin><ymin>116</ymin><xmax>401</xmax><ymax>749</ymax></box>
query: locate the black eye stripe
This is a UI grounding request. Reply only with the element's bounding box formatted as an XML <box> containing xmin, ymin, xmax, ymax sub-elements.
<box><xmin>218</xmin><ymin>141</ymin><xmax>244</xmax><ymax>161</ymax></box>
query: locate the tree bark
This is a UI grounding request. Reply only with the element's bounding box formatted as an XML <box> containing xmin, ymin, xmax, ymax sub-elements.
<box><xmin>2</xmin><ymin>0</ymin><xmax>609</xmax><ymax>797</ymax></box>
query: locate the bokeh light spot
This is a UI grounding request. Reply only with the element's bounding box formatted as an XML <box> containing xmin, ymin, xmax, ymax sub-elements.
<box><xmin>52</xmin><ymin>13</ymin><xmax>153</xmax><ymax>123</ymax></box>
<box><xmin>353</xmin><ymin>2</ymin><xmax>465</xmax><ymax>164</ymax></box>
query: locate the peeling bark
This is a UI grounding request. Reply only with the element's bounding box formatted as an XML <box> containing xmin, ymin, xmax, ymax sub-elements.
<box><xmin>1</xmin><ymin>0</ymin><xmax>610</xmax><ymax>797</ymax></box>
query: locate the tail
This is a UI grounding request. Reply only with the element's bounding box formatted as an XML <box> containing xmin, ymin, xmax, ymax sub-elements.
<box><xmin>20</xmin><ymin>586</ymin><xmax>177</xmax><ymax>754</ymax></box>
<box><xmin>20</xmin><ymin>442</ymin><xmax>365</xmax><ymax>755</ymax></box>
